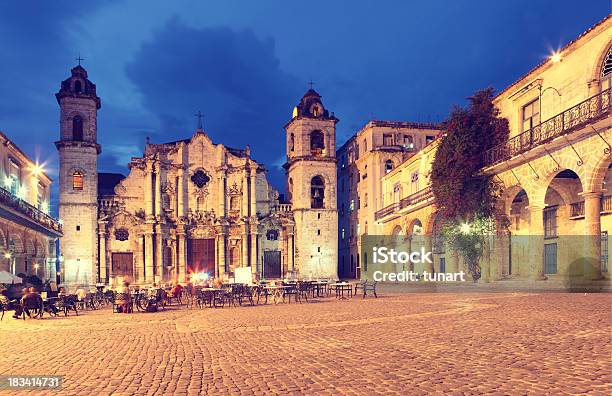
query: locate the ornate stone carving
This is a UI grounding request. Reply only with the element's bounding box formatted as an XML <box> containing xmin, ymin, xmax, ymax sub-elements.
<box><xmin>228</xmin><ymin>181</ymin><xmax>242</xmax><ymax>195</ymax></box>
<box><xmin>188</xmin><ymin>226</ymin><xmax>216</xmax><ymax>239</ymax></box>
<box><xmin>187</xmin><ymin>209</ymin><xmax>216</xmax><ymax>225</ymax></box>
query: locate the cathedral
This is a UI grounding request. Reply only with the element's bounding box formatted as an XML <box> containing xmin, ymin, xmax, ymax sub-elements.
<box><xmin>56</xmin><ymin>65</ymin><xmax>338</xmax><ymax>286</ymax></box>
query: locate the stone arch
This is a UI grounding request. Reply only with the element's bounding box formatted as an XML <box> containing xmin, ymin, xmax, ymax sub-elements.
<box><xmin>530</xmin><ymin>158</ymin><xmax>587</xmax><ymax>207</ymax></box>
<box><xmin>590</xmin><ymin>38</ymin><xmax>612</xmax><ymax>83</ymax></box>
<box><xmin>548</xmin><ymin>178</ymin><xmax>577</xmax><ymax>206</ymax></box>
<box><xmin>391</xmin><ymin>225</ymin><xmax>403</xmax><ymax>236</ymax></box>
<box><xmin>36</xmin><ymin>240</ymin><xmax>46</xmax><ymax>258</ymax></box>
<box><xmin>0</xmin><ymin>229</ymin><xmax>6</xmax><ymax>251</ymax></box>
<box><xmin>25</xmin><ymin>238</ymin><xmax>35</xmax><ymax>257</ymax></box>
<box><xmin>8</xmin><ymin>234</ymin><xmax>23</xmax><ymax>254</ymax></box>
<box><xmin>587</xmin><ymin>154</ymin><xmax>611</xmax><ymax>193</ymax></box>
<box><xmin>500</xmin><ymin>184</ymin><xmax>528</xmax><ymax>216</ymax></box>
<box><xmin>405</xmin><ymin>218</ymin><xmax>424</xmax><ymax>236</ymax></box>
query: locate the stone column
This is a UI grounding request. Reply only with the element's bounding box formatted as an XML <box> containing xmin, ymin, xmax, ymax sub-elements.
<box><xmin>98</xmin><ymin>225</ymin><xmax>107</xmax><ymax>284</ymax></box>
<box><xmin>218</xmin><ymin>232</ymin><xmax>226</xmax><ymax>279</ymax></box>
<box><xmin>144</xmin><ymin>231</ymin><xmax>154</xmax><ymax>284</ymax></box>
<box><xmin>177</xmin><ymin>230</ymin><xmax>186</xmax><ymax>283</ymax></box>
<box><xmin>250</xmin><ymin>173</ymin><xmax>257</xmax><ymax>217</ymax></box>
<box><xmin>583</xmin><ymin>191</ymin><xmax>603</xmax><ymax>280</ymax></box>
<box><xmin>177</xmin><ymin>168</ymin><xmax>185</xmax><ymax>219</ymax></box>
<box><xmin>242</xmin><ymin>231</ymin><xmax>249</xmax><ymax>268</ymax></box>
<box><xmin>155</xmin><ymin>165</ymin><xmax>162</xmax><ymax>220</ymax></box>
<box><xmin>251</xmin><ymin>231</ymin><xmax>259</xmax><ymax>275</ymax></box>
<box><xmin>424</xmin><ymin>236</ymin><xmax>434</xmax><ymax>274</ymax></box>
<box><xmin>145</xmin><ymin>161</ymin><xmax>154</xmax><ymax>219</ymax></box>
<box><xmin>242</xmin><ymin>173</ymin><xmax>249</xmax><ymax>216</ymax></box>
<box><xmin>288</xmin><ymin>232</ymin><xmax>295</xmax><ymax>272</ymax></box>
<box><xmin>156</xmin><ymin>228</ymin><xmax>164</xmax><ymax>283</ymax></box>
<box><xmin>446</xmin><ymin>242</ymin><xmax>459</xmax><ymax>274</ymax></box>
<box><xmin>219</xmin><ymin>174</ymin><xmax>226</xmax><ymax>217</ymax></box>
<box><xmin>528</xmin><ymin>205</ymin><xmax>546</xmax><ymax>280</ymax></box>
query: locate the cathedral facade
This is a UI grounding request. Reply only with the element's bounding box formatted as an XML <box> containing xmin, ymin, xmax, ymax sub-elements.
<box><xmin>56</xmin><ymin>66</ymin><xmax>338</xmax><ymax>286</ymax></box>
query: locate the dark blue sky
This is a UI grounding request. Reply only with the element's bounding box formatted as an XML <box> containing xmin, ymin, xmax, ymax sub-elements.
<box><xmin>0</xmin><ymin>1</ymin><xmax>609</xmax><ymax>212</ymax></box>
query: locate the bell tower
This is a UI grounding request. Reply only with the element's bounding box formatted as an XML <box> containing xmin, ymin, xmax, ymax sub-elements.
<box><xmin>55</xmin><ymin>63</ymin><xmax>101</xmax><ymax>286</ymax></box>
<box><xmin>285</xmin><ymin>88</ymin><xmax>338</xmax><ymax>278</ymax></box>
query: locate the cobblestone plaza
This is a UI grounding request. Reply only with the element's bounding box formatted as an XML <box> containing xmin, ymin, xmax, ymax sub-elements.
<box><xmin>0</xmin><ymin>291</ymin><xmax>610</xmax><ymax>395</ymax></box>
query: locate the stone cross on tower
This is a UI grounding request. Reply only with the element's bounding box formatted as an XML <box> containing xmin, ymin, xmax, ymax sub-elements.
<box><xmin>76</xmin><ymin>54</ymin><xmax>84</xmax><ymax>65</ymax></box>
<box><xmin>308</xmin><ymin>80</ymin><xmax>315</xmax><ymax>90</ymax></box>
<box><xmin>195</xmin><ymin>110</ymin><xmax>204</xmax><ymax>130</ymax></box>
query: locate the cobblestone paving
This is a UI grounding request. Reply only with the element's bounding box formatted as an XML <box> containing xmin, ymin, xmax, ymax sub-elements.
<box><xmin>0</xmin><ymin>292</ymin><xmax>610</xmax><ymax>395</ymax></box>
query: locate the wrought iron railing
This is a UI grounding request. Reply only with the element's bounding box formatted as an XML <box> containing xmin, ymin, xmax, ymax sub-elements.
<box><xmin>0</xmin><ymin>186</ymin><xmax>62</xmax><ymax>233</ymax></box>
<box><xmin>375</xmin><ymin>187</ymin><xmax>433</xmax><ymax>220</ymax></box>
<box><xmin>484</xmin><ymin>89</ymin><xmax>611</xmax><ymax>167</ymax></box>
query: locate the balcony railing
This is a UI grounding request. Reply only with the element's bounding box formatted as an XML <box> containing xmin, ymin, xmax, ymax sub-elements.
<box><xmin>484</xmin><ymin>88</ymin><xmax>611</xmax><ymax>167</ymax></box>
<box><xmin>0</xmin><ymin>186</ymin><xmax>62</xmax><ymax>234</ymax></box>
<box><xmin>273</xmin><ymin>203</ymin><xmax>293</xmax><ymax>213</ymax></box>
<box><xmin>375</xmin><ymin>187</ymin><xmax>433</xmax><ymax>221</ymax></box>
<box><xmin>569</xmin><ymin>195</ymin><xmax>612</xmax><ymax>218</ymax></box>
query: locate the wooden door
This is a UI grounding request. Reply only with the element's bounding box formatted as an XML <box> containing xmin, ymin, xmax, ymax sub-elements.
<box><xmin>263</xmin><ymin>250</ymin><xmax>281</xmax><ymax>279</ymax></box>
<box><xmin>187</xmin><ymin>239</ymin><xmax>215</xmax><ymax>276</ymax></box>
<box><xmin>112</xmin><ymin>252</ymin><xmax>134</xmax><ymax>279</ymax></box>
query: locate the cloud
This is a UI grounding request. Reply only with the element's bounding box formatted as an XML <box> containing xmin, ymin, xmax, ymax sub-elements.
<box><xmin>125</xmin><ymin>17</ymin><xmax>300</xmax><ymax>188</ymax></box>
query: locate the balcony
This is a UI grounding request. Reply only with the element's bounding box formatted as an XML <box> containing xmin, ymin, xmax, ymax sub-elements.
<box><xmin>272</xmin><ymin>203</ymin><xmax>293</xmax><ymax>213</ymax></box>
<box><xmin>0</xmin><ymin>186</ymin><xmax>62</xmax><ymax>236</ymax></box>
<box><xmin>375</xmin><ymin>187</ymin><xmax>434</xmax><ymax>221</ymax></box>
<box><xmin>484</xmin><ymin>88</ymin><xmax>611</xmax><ymax>167</ymax></box>
<box><xmin>569</xmin><ymin>195</ymin><xmax>612</xmax><ymax>219</ymax></box>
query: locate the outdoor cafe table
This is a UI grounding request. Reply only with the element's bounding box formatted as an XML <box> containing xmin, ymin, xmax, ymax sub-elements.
<box><xmin>309</xmin><ymin>281</ymin><xmax>329</xmax><ymax>297</ymax></box>
<box><xmin>200</xmin><ymin>288</ymin><xmax>224</xmax><ymax>308</ymax></box>
<box><xmin>263</xmin><ymin>285</ymin><xmax>290</xmax><ymax>304</ymax></box>
<box><xmin>329</xmin><ymin>282</ymin><xmax>353</xmax><ymax>299</ymax></box>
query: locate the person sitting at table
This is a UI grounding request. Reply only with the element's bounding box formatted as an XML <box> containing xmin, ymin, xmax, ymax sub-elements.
<box><xmin>171</xmin><ymin>283</ymin><xmax>183</xmax><ymax>299</ymax></box>
<box><xmin>14</xmin><ymin>288</ymin><xmax>42</xmax><ymax>319</ymax></box>
<box><xmin>0</xmin><ymin>289</ymin><xmax>9</xmax><ymax>309</ymax></box>
<box><xmin>115</xmin><ymin>281</ymin><xmax>132</xmax><ymax>313</ymax></box>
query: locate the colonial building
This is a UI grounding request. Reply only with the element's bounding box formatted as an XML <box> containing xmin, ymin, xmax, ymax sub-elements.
<box><xmin>56</xmin><ymin>66</ymin><xmax>338</xmax><ymax>285</ymax></box>
<box><xmin>337</xmin><ymin>121</ymin><xmax>441</xmax><ymax>279</ymax></box>
<box><xmin>0</xmin><ymin>130</ymin><xmax>61</xmax><ymax>280</ymax></box>
<box><xmin>373</xmin><ymin>15</ymin><xmax>612</xmax><ymax>284</ymax></box>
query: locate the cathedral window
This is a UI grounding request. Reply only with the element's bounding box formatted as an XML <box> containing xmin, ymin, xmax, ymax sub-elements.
<box><xmin>191</xmin><ymin>169</ymin><xmax>210</xmax><ymax>189</ymax></box>
<box><xmin>310</xmin><ymin>130</ymin><xmax>325</xmax><ymax>156</ymax></box>
<box><xmin>310</xmin><ymin>176</ymin><xmax>325</xmax><ymax>209</ymax></box>
<box><xmin>266</xmin><ymin>230</ymin><xmax>279</xmax><ymax>241</ymax></box>
<box><xmin>385</xmin><ymin>159</ymin><xmax>394</xmax><ymax>174</ymax></box>
<box><xmin>115</xmin><ymin>229</ymin><xmax>129</xmax><ymax>241</ymax></box>
<box><xmin>74</xmin><ymin>80</ymin><xmax>82</xmax><ymax>93</ymax></box>
<box><xmin>72</xmin><ymin>115</ymin><xmax>84</xmax><ymax>141</ymax></box>
<box><xmin>72</xmin><ymin>171</ymin><xmax>84</xmax><ymax>190</ymax></box>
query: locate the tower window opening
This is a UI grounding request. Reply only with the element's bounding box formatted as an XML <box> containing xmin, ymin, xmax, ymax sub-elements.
<box><xmin>310</xmin><ymin>130</ymin><xmax>325</xmax><ymax>156</ymax></box>
<box><xmin>74</xmin><ymin>80</ymin><xmax>82</xmax><ymax>93</ymax></box>
<box><xmin>72</xmin><ymin>115</ymin><xmax>84</xmax><ymax>141</ymax></box>
<box><xmin>72</xmin><ymin>171</ymin><xmax>84</xmax><ymax>190</ymax></box>
<box><xmin>311</xmin><ymin>176</ymin><xmax>325</xmax><ymax>209</ymax></box>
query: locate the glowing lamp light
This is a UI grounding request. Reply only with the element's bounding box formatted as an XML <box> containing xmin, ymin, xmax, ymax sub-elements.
<box><xmin>31</xmin><ymin>162</ymin><xmax>45</xmax><ymax>177</ymax></box>
<box><xmin>4</xmin><ymin>176</ymin><xmax>13</xmax><ymax>189</ymax></box>
<box><xmin>191</xmin><ymin>272</ymin><xmax>210</xmax><ymax>282</ymax></box>
<box><xmin>460</xmin><ymin>222</ymin><xmax>471</xmax><ymax>235</ymax></box>
<box><xmin>34</xmin><ymin>264</ymin><xmax>40</xmax><ymax>269</ymax></box>
<box><xmin>4</xmin><ymin>253</ymin><xmax>11</xmax><ymax>259</ymax></box>
<box><xmin>16</xmin><ymin>185</ymin><xmax>28</xmax><ymax>200</ymax></box>
<box><xmin>41</xmin><ymin>201</ymin><xmax>50</xmax><ymax>214</ymax></box>
<box><xmin>550</xmin><ymin>51</ymin><xmax>562</xmax><ymax>63</ymax></box>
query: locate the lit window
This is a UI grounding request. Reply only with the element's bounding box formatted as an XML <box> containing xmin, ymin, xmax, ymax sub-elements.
<box><xmin>522</xmin><ymin>99</ymin><xmax>540</xmax><ymax>132</ymax></box>
<box><xmin>403</xmin><ymin>135</ymin><xmax>414</xmax><ymax>150</ymax></box>
<box><xmin>72</xmin><ymin>171</ymin><xmax>84</xmax><ymax>190</ymax></box>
